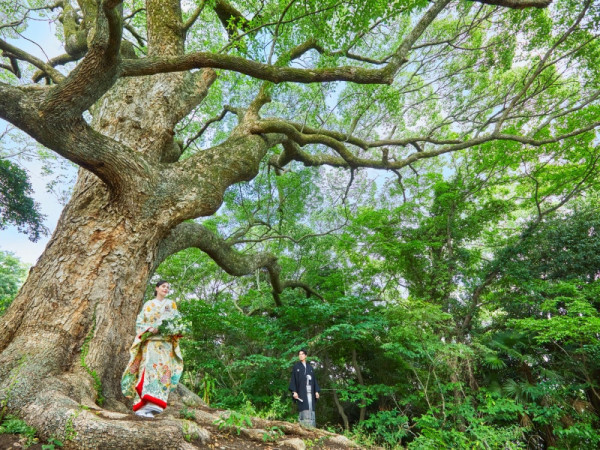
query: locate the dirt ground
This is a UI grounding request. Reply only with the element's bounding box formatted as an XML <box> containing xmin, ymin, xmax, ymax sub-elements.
<box><xmin>0</xmin><ymin>433</ymin><xmax>44</xmax><ymax>449</ymax></box>
<box><xmin>200</xmin><ymin>423</ymin><xmax>355</xmax><ymax>449</ymax></box>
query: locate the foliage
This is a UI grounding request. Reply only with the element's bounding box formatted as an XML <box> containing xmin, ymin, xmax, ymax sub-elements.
<box><xmin>157</xmin><ymin>159</ymin><xmax>600</xmax><ymax>447</ymax></box>
<box><xmin>214</xmin><ymin>411</ymin><xmax>253</xmax><ymax>435</ymax></box>
<box><xmin>262</xmin><ymin>425</ymin><xmax>285</xmax><ymax>442</ymax></box>
<box><xmin>42</xmin><ymin>436</ymin><xmax>64</xmax><ymax>450</ymax></box>
<box><xmin>179</xmin><ymin>407</ymin><xmax>195</xmax><ymax>421</ymax></box>
<box><xmin>356</xmin><ymin>410</ymin><xmax>410</xmax><ymax>447</ymax></box>
<box><xmin>181</xmin><ymin>420</ymin><xmax>201</xmax><ymax>442</ymax></box>
<box><xmin>0</xmin><ymin>415</ymin><xmax>38</xmax><ymax>447</ymax></box>
<box><xmin>0</xmin><ymin>159</ymin><xmax>46</xmax><ymax>241</ymax></box>
<box><xmin>79</xmin><ymin>312</ymin><xmax>104</xmax><ymax>406</ymax></box>
<box><xmin>63</xmin><ymin>412</ymin><xmax>77</xmax><ymax>442</ymax></box>
<box><xmin>0</xmin><ymin>251</ymin><xmax>28</xmax><ymax>315</ymax></box>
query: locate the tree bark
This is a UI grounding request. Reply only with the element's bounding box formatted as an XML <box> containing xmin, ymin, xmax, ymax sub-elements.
<box><xmin>331</xmin><ymin>389</ymin><xmax>350</xmax><ymax>432</ymax></box>
<box><xmin>351</xmin><ymin>348</ymin><xmax>366</xmax><ymax>423</ymax></box>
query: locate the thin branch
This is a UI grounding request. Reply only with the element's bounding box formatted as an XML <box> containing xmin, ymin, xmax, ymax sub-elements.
<box><xmin>0</xmin><ymin>39</ymin><xmax>64</xmax><ymax>83</ymax></box>
<box><xmin>183</xmin><ymin>1</ymin><xmax>206</xmax><ymax>32</ymax></box>
<box><xmin>343</xmin><ymin>168</ymin><xmax>355</xmax><ymax>206</ymax></box>
<box><xmin>267</xmin><ymin>0</ymin><xmax>298</xmax><ymax>65</ymax></box>
<box><xmin>184</xmin><ymin>108</ymin><xmax>232</xmax><ymax>150</ymax></box>
<box><xmin>15</xmin><ymin>30</ymin><xmax>50</xmax><ymax>62</ymax></box>
<box><xmin>231</xmin><ymin>219</ymin><xmax>348</xmax><ymax>245</ymax></box>
<box><xmin>124</xmin><ymin>7</ymin><xmax>145</xmax><ymax>20</ymax></box>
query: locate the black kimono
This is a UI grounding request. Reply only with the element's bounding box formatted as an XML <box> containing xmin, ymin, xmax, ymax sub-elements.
<box><xmin>289</xmin><ymin>361</ymin><xmax>320</xmax><ymax>427</ymax></box>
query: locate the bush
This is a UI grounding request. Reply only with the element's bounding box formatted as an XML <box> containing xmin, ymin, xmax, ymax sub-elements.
<box><xmin>0</xmin><ymin>415</ymin><xmax>38</xmax><ymax>447</ymax></box>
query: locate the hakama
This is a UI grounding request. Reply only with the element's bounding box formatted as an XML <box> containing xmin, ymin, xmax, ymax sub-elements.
<box><xmin>289</xmin><ymin>361</ymin><xmax>320</xmax><ymax>427</ymax></box>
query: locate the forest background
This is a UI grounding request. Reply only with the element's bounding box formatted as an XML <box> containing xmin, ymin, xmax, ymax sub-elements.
<box><xmin>1</xmin><ymin>0</ymin><xmax>600</xmax><ymax>448</ymax></box>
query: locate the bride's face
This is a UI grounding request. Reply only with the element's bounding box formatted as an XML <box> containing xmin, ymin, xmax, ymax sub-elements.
<box><xmin>156</xmin><ymin>283</ymin><xmax>170</xmax><ymax>297</ymax></box>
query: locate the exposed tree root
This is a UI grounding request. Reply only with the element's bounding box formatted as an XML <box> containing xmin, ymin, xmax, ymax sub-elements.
<box><xmin>3</xmin><ymin>381</ymin><xmax>358</xmax><ymax>449</ymax></box>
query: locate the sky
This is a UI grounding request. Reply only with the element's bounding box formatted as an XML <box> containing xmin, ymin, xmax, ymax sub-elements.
<box><xmin>0</xmin><ymin>18</ymin><xmax>69</xmax><ymax>265</ymax></box>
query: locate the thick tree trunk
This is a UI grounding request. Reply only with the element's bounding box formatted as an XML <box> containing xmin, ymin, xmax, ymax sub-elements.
<box><xmin>0</xmin><ymin>51</ymin><xmax>208</xmax><ymax>448</ymax></box>
<box><xmin>0</xmin><ymin>52</ymin><xmax>192</xmax><ymax>390</ymax></box>
<box><xmin>0</xmin><ymin>165</ymin><xmax>176</xmax><ymax>431</ymax></box>
<box><xmin>4</xmin><ymin>44</ymin><xmax>210</xmax><ymax>441</ymax></box>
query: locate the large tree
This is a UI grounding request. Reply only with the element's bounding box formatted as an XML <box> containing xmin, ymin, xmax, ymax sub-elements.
<box><xmin>0</xmin><ymin>0</ymin><xmax>598</xmax><ymax>447</ymax></box>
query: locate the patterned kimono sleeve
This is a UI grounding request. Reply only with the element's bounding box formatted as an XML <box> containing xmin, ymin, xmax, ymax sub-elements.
<box><xmin>135</xmin><ymin>301</ymin><xmax>159</xmax><ymax>337</ymax></box>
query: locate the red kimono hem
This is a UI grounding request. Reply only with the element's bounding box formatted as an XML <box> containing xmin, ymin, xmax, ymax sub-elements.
<box><xmin>133</xmin><ymin>395</ymin><xmax>168</xmax><ymax>411</ymax></box>
<box><xmin>132</xmin><ymin>369</ymin><xmax>168</xmax><ymax>411</ymax></box>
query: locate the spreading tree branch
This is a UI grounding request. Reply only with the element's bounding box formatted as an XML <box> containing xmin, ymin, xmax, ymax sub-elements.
<box><xmin>41</xmin><ymin>0</ymin><xmax>124</xmax><ymax>117</ymax></box>
<box><xmin>121</xmin><ymin>52</ymin><xmax>396</xmax><ymax>84</ymax></box>
<box><xmin>256</xmin><ymin>118</ymin><xmax>600</xmax><ymax>171</ymax></box>
<box><xmin>468</xmin><ymin>0</ymin><xmax>552</xmax><ymax>7</ymax></box>
<box><xmin>0</xmin><ymin>40</ymin><xmax>65</xmax><ymax>83</ymax></box>
<box><xmin>155</xmin><ymin>222</ymin><xmax>323</xmax><ymax>306</ymax></box>
<box><xmin>122</xmin><ymin>0</ymin><xmax>452</xmax><ymax>84</ymax></box>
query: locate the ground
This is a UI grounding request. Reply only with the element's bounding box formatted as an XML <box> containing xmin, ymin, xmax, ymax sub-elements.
<box><xmin>0</xmin><ymin>400</ymin><xmax>362</xmax><ymax>449</ymax></box>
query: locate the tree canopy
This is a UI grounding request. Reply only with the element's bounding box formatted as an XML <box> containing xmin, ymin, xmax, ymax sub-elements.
<box><xmin>1</xmin><ymin>0</ymin><xmax>600</xmax><ymax>448</ymax></box>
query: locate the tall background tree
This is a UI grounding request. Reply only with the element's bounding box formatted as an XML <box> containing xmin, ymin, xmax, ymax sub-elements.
<box><xmin>157</xmin><ymin>148</ymin><xmax>600</xmax><ymax>448</ymax></box>
<box><xmin>0</xmin><ymin>0</ymin><xmax>599</xmax><ymax>447</ymax></box>
<box><xmin>0</xmin><ymin>125</ymin><xmax>47</xmax><ymax>241</ymax></box>
<box><xmin>0</xmin><ymin>251</ymin><xmax>28</xmax><ymax>315</ymax></box>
